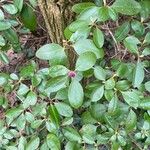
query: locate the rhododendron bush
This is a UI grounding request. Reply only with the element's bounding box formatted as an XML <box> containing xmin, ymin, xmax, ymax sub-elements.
<box><xmin>0</xmin><ymin>0</ymin><xmax>150</xmax><ymax>149</ymax></box>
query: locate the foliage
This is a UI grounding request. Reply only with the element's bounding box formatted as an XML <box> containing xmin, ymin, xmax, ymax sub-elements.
<box><xmin>0</xmin><ymin>0</ymin><xmax>150</xmax><ymax>149</ymax></box>
<box><xmin>0</xmin><ymin>0</ymin><xmax>37</xmax><ymax>64</ymax></box>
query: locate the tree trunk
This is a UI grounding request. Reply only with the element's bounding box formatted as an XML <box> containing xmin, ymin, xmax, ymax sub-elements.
<box><xmin>38</xmin><ymin>0</ymin><xmax>78</xmax><ymax>45</ymax></box>
<box><xmin>38</xmin><ymin>0</ymin><xmax>80</xmax><ymax>69</ymax></box>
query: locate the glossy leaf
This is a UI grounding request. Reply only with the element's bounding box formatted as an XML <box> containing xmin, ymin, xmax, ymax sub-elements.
<box><xmin>125</xmin><ymin>109</ymin><xmax>137</xmax><ymax>132</ymax></box>
<box><xmin>13</xmin><ymin>0</ymin><xmax>23</xmax><ymax>12</ymax></box>
<box><xmin>91</xmin><ymin>85</ymin><xmax>104</xmax><ymax>102</ymax></box>
<box><xmin>62</xmin><ymin>127</ymin><xmax>82</xmax><ymax>142</ymax></box>
<box><xmin>48</xmin><ymin>104</ymin><xmax>60</xmax><ymax>128</ymax></box>
<box><xmin>0</xmin><ymin>9</ymin><xmax>4</xmax><ymax>20</ymax></box>
<box><xmin>20</xmin><ymin>4</ymin><xmax>37</xmax><ymax>31</ymax></box>
<box><xmin>2</xmin><ymin>4</ymin><xmax>18</xmax><ymax>15</ymax></box>
<box><xmin>36</xmin><ymin>44</ymin><xmax>67</xmax><ymax>65</ymax></box>
<box><xmin>122</xmin><ymin>91</ymin><xmax>140</xmax><ymax>108</ymax></box>
<box><xmin>76</xmin><ymin>52</ymin><xmax>96</xmax><ymax>71</ymax></box>
<box><xmin>145</xmin><ymin>81</ymin><xmax>150</xmax><ymax>92</ymax></box>
<box><xmin>47</xmin><ymin>134</ymin><xmax>61</xmax><ymax>150</ymax></box>
<box><xmin>132</xmin><ymin>62</ymin><xmax>145</xmax><ymax>88</ymax></box>
<box><xmin>74</xmin><ymin>39</ymin><xmax>104</xmax><ymax>59</ymax></box>
<box><xmin>26</xmin><ymin>136</ymin><xmax>40</xmax><ymax>150</ymax></box>
<box><xmin>94</xmin><ymin>66</ymin><xmax>106</xmax><ymax>81</ymax></box>
<box><xmin>68</xmin><ymin>79</ymin><xmax>84</xmax><ymax>109</ymax></box>
<box><xmin>114</xmin><ymin>22</ymin><xmax>130</xmax><ymax>42</ymax></box>
<box><xmin>139</xmin><ymin>97</ymin><xmax>150</xmax><ymax>110</ymax></box>
<box><xmin>72</xmin><ymin>2</ymin><xmax>95</xmax><ymax>13</ymax></box>
<box><xmin>93</xmin><ymin>28</ymin><xmax>104</xmax><ymax>48</ymax></box>
<box><xmin>124</xmin><ymin>36</ymin><xmax>140</xmax><ymax>54</ymax></box>
<box><xmin>0</xmin><ymin>21</ymin><xmax>11</xmax><ymax>31</ymax></box>
<box><xmin>112</xmin><ymin>0</ymin><xmax>141</xmax><ymax>15</ymax></box>
<box><xmin>55</xmin><ymin>102</ymin><xmax>73</xmax><ymax>117</ymax></box>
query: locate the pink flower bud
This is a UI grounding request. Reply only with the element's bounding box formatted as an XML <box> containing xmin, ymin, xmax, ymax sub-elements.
<box><xmin>68</xmin><ymin>71</ymin><xmax>76</xmax><ymax>78</ymax></box>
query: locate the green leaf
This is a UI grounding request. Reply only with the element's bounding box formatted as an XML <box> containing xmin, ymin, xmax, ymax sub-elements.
<box><xmin>72</xmin><ymin>2</ymin><xmax>95</xmax><ymax>13</ymax></box>
<box><xmin>90</xmin><ymin>103</ymin><xmax>106</xmax><ymax>122</ymax></box>
<box><xmin>62</xmin><ymin>127</ymin><xmax>82</xmax><ymax>142</ymax></box>
<box><xmin>40</xmin><ymin>141</ymin><xmax>49</xmax><ymax>150</ymax></box>
<box><xmin>144</xmin><ymin>32</ymin><xmax>150</xmax><ymax>44</ymax></box>
<box><xmin>145</xmin><ymin>81</ymin><xmax>150</xmax><ymax>92</ymax></box>
<box><xmin>69</xmin><ymin>20</ymin><xmax>88</xmax><ymax>32</ymax></box>
<box><xmin>70</xmin><ymin>26</ymin><xmax>91</xmax><ymax>42</ymax></box>
<box><xmin>48</xmin><ymin>104</ymin><xmax>60</xmax><ymax>128</ymax></box>
<box><xmin>25</xmin><ymin>112</ymin><xmax>35</xmax><ymax>123</ymax></box>
<box><xmin>2</xmin><ymin>4</ymin><xmax>18</xmax><ymax>14</ymax></box>
<box><xmin>114</xmin><ymin>22</ymin><xmax>130</xmax><ymax>42</ymax></box>
<box><xmin>132</xmin><ymin>62</ymin><xmax>145</xmax><ymax>88</ymax></box>
<box><xmin>142</xmin><ymin>47</ymin><xmax>150</xmax><ymax>56</ymax></box>
<box><xmin>29</xmin><ymin>0</ymin><xmax>37</xmax><ymax>8</ymax></box>
<box><xmin>116</xmin><ymin>63</ymin><xmax>128</xmax><ymax>78</ymax></box>
<box><xmin>65</xmin><ymin>141</ymin><xmax>82</xmax><ymax>150</ymax></box>
<box><xmin>13</xmin><ymin>0</ymin><xmax>23</xmax><ymax>12</ymax></box>
<box><xmin>0</xmin><ymin>35</ymin><xmax>5</xmax><ymax>46</ymax></box>
<box><xmin>0</xmin><ymin>9</ymin><xmax>4</xmax><ymax>20</ymax></box>
<box><xmin>6</xmin><ymin>107</ymin><xmax>23</xmax><ymax>125</ymax></box>
<box><xmin>55</xmin><ymin>102</ymin><xmax>73</xmax><ymax>117</ymax></box>
<box><xmin>0</xmin><ymin>52</ymin><xmax>9</xmax><ymax>64</ymax></box>
<box><xmin>3</xmin><ymin>28</ymin><xmax>21</xmax><ymax>52</ymax></box>
<box><xmin>93</xmin><ymin>28</ymin><xmax>104</xmax><ymax>48</ymax></box>
<box><xmin>121</xmin><ymin>91</ymin><xmax>140</xmax><ymax>108</ymax></box>
<box><xmin>26</xmin><ymin>136</ymin><xmax>40</xmax><ymax>150</ymax></box>
<box><xmin>18</xmin><ymin>136</ymin><xmax>27</xmax><ymax>150</ymax></box>
<box><xmin>68</xmin><ymin>79</ymin><xmax>84</xmax><ymax>109</ymax></box>
<box><xmin>76</xmin><ymin>52</ymin><xmax>96</xmax><ymax>71</ymax></box>
<box><xmin>108</xmin><ymin>7</ymin><xmax>118</xmax><ymax>21</ymax></box>
<box><xmin>0</xmin><ymin>21</ymin><xmax>11</xmax><ymax>31</ymax></box>
<box><xmin>117</xmin><ymin>135</ymin><xmax>126</xmax><ymax>146</ymax></box>
<box><xmin>131</xmin><ymin>20</ymin><xmax>145</xmax><ymax>36</ymax></box>
<box><xmin>49</xmin><ymin>65</ymin><xmax>69</xmax><ymax>78</ymax></box>
<box><xmin>31</xmin><ymin>120</ymin><xmax>43</xmax><ymax>129</ymax></box>
<box><xmin>20</xmin><ymin>4</ymin><xmax>37</xmax><ymax>31</ymax></box>
<box><xmin>108</xmin><ymin>96</ymin><xmax>118</xmax><ymax>115</ymax></box>
<box><xmin>36</xmin><ymin>43</ymin><xmax>67</xmax><ymax>65</ymax></box>
<box><xmin>16</xmin><ymin>114</ymin><xmax>26</xmax><ymax>130</ymax></box>
<box><xmin>0</xmin><ymin>73</ymin><xmax>8</xmax><ymax>86</ymax></box>
<box><xmin>125</xmin><ymin>109</ymin><xmax>137</xmax><ymax>132</ymax></box>
<box><xmin>10</xmin><ymin>73</ymin><xmax>19</xmax><ymax>80</ymax></box>
<box><xmin>47</xmin><ymin>134</ymin><xmax>61</xmax><ymax>150</ymax></box>
<box><xmin>23</xmin><ymin>91</ymin><xmax>37</xmax><ymax>108</ymax></box>
<box><xmin>124</xmin><ymin>36</ymin><xmax>140</xmax><ymax>54</ymax></box>
<box><xmin>139</xmin><ymin>97</ymin><xmax>150</xmax><ymax>110</ymax></box>
<box><xmin>78</xmin><ymin>7</ymin><xmax>99</xmax><ymax>23</ymax></box>
<box><xmin>74</xmin><ymin>39</ymin><xmax>104</xmax><ymax>59</ymax></box>
<box><xmin>98</xmin><ymin>6</ymin><xmax>109</xmax><ymax>22</ymax></box>
<box><xmin>91</xmin><ymin>85</ymin><xmax>104</xmax><ymax>102</ymax></box>
<box><xmin>80</xmin><ymin>124</ymin><xmax>97</xmax><ymax>144</ymax></box>
<box><xmin>45</xmin><ymin>76</ymin><xmax>67</xmax><ymax>95</ymax></box>
<box><xmin>115</xmin><ymin>80</ymin><xmax>130</xmax><ymax>91</ymax></box>
<box><xmin>31</xmin><ymin>75</ymin><xmax>41</xmax><ymax>87</ymax></box>
<box><xmin>94</xmin><ymin>66</ymin><xmax>106</xmax><ymax>81</ymax></box>
<box><xmin>62</xmin><ymin>117</ymin><xmax>73</xmax><ymax>126</ymax></box>
<box><xmin>112</xmin><ymin>0</ymin><xmax>141</xmax><ymax>15</ymax></box>
<box><xmin>17</xmin><ymin>83</ymin><xmax>29</xmax><ymax>96</ymax></box>
<box><xmin>105</xmin><ymin>78</ymin><xmax>115</xmax><ymax>90</ymax></box>
<box><xmin>140</xmin><ymin>0</ymin><xmax>150</xmax><ymax>20</ymax></box>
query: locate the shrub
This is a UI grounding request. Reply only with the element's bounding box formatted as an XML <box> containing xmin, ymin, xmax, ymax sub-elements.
<box><xmin>0</xmin><ymin>0</ymin><xmax>150</xmax><ymax>149</ymax></box>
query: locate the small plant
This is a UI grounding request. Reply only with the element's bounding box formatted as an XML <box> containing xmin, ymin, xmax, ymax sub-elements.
<box><xmin>0</xmin><ymin>0</ymin><xmax>150</xmax><ymax>149</ymax></box>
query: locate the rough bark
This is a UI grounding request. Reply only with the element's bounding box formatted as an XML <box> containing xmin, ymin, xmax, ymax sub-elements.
<box><xmin>38</xmin><ymin>0</ymin><xmax>78</xmax><ymax>45</ymax></box>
